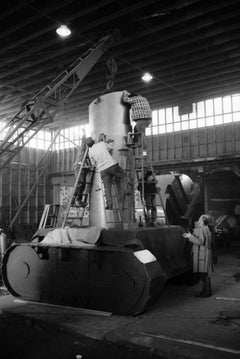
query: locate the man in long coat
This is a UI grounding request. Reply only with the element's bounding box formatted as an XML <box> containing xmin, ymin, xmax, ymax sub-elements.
<box><xmin>183</xmin><ymin>214</ymin><xmax>213</xmax><ymax>297</ymax></box>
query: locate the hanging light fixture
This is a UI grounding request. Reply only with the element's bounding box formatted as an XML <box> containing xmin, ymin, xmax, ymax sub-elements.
<box><xmin>141</xmin><ymin>72</ymin><xmax>153</xmax><ymax>82</ymax></box>
<box><xmin>56</xmin><ymin>24</ymin><xmax>71</xmax><ymax>38</ymax></box>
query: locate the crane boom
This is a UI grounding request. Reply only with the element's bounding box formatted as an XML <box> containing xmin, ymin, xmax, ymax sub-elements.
<box><xmin>0</xmin><ymin>29</ymin><xmax>120</xmax><ymax>171</ymax></box>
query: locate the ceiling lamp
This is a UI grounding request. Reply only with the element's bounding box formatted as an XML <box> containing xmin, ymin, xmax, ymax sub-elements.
<box><xmin>56</xmin><ymin>25</ymin><xmax>71</xmax><ymax>38</ymax></box>
<box><xmin>141</xmin><ymin>72</ymin><xmax>153</xmax><ymax>82</ymax></box>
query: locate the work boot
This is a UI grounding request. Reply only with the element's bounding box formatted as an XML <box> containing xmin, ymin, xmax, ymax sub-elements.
<box><xmin>194</xmin><ymin>284</ymin><xmax>205</xmax><ymax>297</ymax></box>
<box><xmin>195</xmin><ymin>276</ymin><xmax>211</xmax><ymax>297</ymax></box>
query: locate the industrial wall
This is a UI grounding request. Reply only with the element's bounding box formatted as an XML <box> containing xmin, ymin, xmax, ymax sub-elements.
<box><xmin>0</xmin><ymin>147</ymin><xmax>51</xmax><ymax>229</ymax></box>
<box><xmin>50</xmin><ymin>148</ymin><xmax>76</xmax><ymax>211</ymax></box>
<box><xmin>147</xmin><ymin>122</ymin><xmax>240</xmax><ymax>163</ymax></box>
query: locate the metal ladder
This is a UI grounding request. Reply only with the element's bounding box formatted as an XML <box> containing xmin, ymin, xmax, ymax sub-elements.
<box><xmin>61</xmin><ymin>143</ymin><xmax>122</xmax><ymax>229</ymax></box>
<box><xmin>61</xmin><ymin>146</ymin><xmax>95</xmax><ymax>228</ymax></box>
<box><xmin>38</xmin><ymin>204</ymin><xmax>60</xmax><ymax>229</ymax></box>
<box><xmin>103</xmin><ymin>182</ymin><xmax>122</xmax><ymax>229</ymax></box>
<box><xmin>126</xmin><ymin>132</ymin><xmax>169</xmax><ymax>226</ymax></box>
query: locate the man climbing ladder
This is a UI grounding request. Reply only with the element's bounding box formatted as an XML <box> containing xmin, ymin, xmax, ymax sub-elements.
<box><xmin>127</xmin><ymin>131</ymin><xmax>169</xmax><ymax>226</ymax></box>
<box><xmin>86</xmin><ymin>136</ymin><xmax>125</xmax><ymax>210</ymax></box>
<box><xmin>62</xmin><ymin>143</ymin><xmax>95</xmax><ymax>228</ymax></box>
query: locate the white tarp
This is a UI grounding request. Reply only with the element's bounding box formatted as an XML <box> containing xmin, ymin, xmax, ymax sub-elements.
<box><xmin>41</xmin><ymin>227</ymin><xmax>102</xmax><ymax>247</ymax></box>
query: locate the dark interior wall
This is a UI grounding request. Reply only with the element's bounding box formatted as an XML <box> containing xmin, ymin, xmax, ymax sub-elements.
<box><xmin>0</xmin><ymin>147</ymin><xmax>52</xmax><ymax>229</ymax></box>
<box><xmin>149</xmin><ymin>122</ymin><xmax>240</xmax><ymax>163</ymax></box>
<box><xmin>205</xmin><ymin>170</ymin><xmax>240</xmax><ymax>217</ymax></box>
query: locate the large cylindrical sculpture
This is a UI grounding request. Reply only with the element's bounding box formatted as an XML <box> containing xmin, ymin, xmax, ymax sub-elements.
<box><xmin>88</xmin><ymin>91</ymin><xmax>134</xmax><ymax>229</ymax></box>
<box><xmin>89</xmin><ymin>91</ymin><xmax>131</xmax><ymax>163</ymax></box>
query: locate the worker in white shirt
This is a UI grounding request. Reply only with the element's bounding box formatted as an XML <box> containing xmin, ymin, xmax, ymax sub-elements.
<box><xmin>85</xmin><ymin>137</ymin><xmax>125</xmax><ymax>210</ymax></box>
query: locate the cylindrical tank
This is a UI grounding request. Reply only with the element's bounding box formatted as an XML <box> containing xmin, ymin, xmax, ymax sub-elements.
<box><xmin>88</xmin><ymin>91</ymin><xmax>134</xmax><ymax>229</ymax></box>
<box><xmin>89</xmin><ymin>91</ymin><xmax>131</xmax><ymax>162</ymax></box>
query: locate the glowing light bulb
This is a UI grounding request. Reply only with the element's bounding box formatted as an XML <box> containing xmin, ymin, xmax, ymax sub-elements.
<box><xmin>141</xmin><ymin>72</ymin><xmax>153</xmax><ymax>82</ymax></box>
<box><xmin>56</xmin><ymin>25</ymin><xmax>71</xmax><ymax>38</ymax></box>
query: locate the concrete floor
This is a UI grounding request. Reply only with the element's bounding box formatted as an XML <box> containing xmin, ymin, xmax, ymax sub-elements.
<box><xmin>0</xmin><ymin>248</ymin><xmax>240</xmax><ymax>359</ymax></box>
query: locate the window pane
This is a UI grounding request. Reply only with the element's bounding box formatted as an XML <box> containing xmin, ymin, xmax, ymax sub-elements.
<box><xmin>215</xmin><ymin>115</ymin><xmax>223</xmax><ymax>125</ymax></box>
<box><xmin>173</xmin><ymin>107</ymin><xmax>180</xmax><ymax>122</ymax></box>
<box><xmin>181</xmin><ymin>114</ymin><xmax>188</xmax><ymax>121</ymax></box>
<box><xmin>181</xmin><ymin>121</ymin><xmax>189</xmax><ymax>130</ymax></box>
<box><xmin>152</xmin><ymin>110</ymin><xmax>158</xmax><ymax>125</ymax></box>
<box><xmin>69</xmin><ymin>127</ymin><xmax>74</xmax><ymax>138</ymax></box>
<box><xmin>205</xmin><ymin>99</ymin><xmax>214</xmax><ymax>116</ymax></box>
<box><xmin>223</xmin><ymin>114</ymin><xmax>232</xmax><ymax>123</ymax></box>
<box><xmin>159</xmin><ymin>109</ymin><xmax>165</xmax><ymax>125</ymax></box>
<box><xmin>28</xmin><ymin>138</ymin><xmax>36</xmax><ymax>148</ymax></box>
<box><xmin>63</xmin><ymin>128</ymin><xmax>67</xmax><ymax>138</ymax></box>
<box><xmin>46</xmin><ymin>132</ymin><xmax>51</xmax><ymax>141</ymax></box>
<box><xmin>159</xmin><ymin>125</ymin><xmax>166</xmax><ymax>134</ymax></box>
<box><xmin>189</xmin><ymin>103</ymin><xmax>197</xmax><ymax>119</ymax></box>
<box><xmin>152</xmin><ymin>126</ymin><xmax>158</xmax><ymax>135</ymax></box>
<box><xmin>197</xmin><ymin>101</ymin><xmax>205</xmax><ymax>117</ymax></box>
<box><xmin>174</xmin><ymin>122</ymin><xmax>181</xmax><ymax>131</ymax></box>
<box><xmin>206</xmin><ymin>117</ymin><xmax>214</xmax><ymax>126</ymax></box>
<box><xmin>166</xmin><ymin>123</ymin><xmax>173</xmax><ymax>132</ymax></box>
<box><xmin>233</xmin><ymin>112</ymin><xmax>240</xmax><ymax>122</ymax></box>
<box><xmin>166</xmin><ymin>108</ymin><xmax>173</xmax><ymax>123</ymax></box>
<box><xmin>214</xmin><ymin>97</ymin><xmax>222</xmax><ymax>115</ymax></box>
<box><xmin>232</xmin><ymin>94</ymin><xmax>240</xmax><ymax>111</ymax></box>
<box><xmin>223</xmin><ymin>96</ymin><xmax>232</xmax><ymax>113</ymax></box>
<box><xmin>38</xmin><ymin>140</ymin><xmax>44</xmax><ymax>149</ymax></box>
<box><xmin>189</xmin><ymin>119</ymin><xmax>197</xmax><ymax>129</ymax></box>
<box><xmin>38</xmin><ymin>131</ymin><xmax>44</xmax><ymax>139</ymax></box>
<box><xmin>198</xmin><ymin>118</ymin><xmax>205</xmax><ymax>127</ymax></box>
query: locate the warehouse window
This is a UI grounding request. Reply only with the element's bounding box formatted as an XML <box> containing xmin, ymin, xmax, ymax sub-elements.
<box><xmin>53</xmin><ymin>124</ymin><xmax>89</xmax><ymax>151</ymax></box>
<box><xmin>1</xmin><ymin>93</ymin><xmax>240</xmax><ymax>150</ymax></box>
<box><xmin>0</xmin><ymin>123</ymin><xmax>52</xmax><ymax>150</ymax></box>
<box><xmin>146</xmin><ymin>93</ymin><xmax>240</xmax><ymax>136</ymax></box>
<box><xmin>0</xmin><ymin>122</ymin><xmax>89</xmax><ymax>151</ymax></box>
<box><xmin>26</xmin><ymin>130</ymin><xmax>52</xmax><ymax>150</ymax></box>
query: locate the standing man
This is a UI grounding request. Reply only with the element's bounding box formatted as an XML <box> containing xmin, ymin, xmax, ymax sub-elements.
<box><xmin>183</xmin><ymin>214</ymin><xmax>214</xmax><ymax>297</ymax></box>
<box><xmin>86</xmin><ymin>137</ymin><xmax>125</xmax><ymax>210</ymax></box>
<box><xmin>122</xmin><ymin>90</ymin><xmax>152</xmax><ymax>147</ymax></box>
